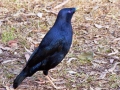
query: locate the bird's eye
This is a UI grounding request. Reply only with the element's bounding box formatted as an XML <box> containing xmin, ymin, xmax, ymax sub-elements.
<box><xmin>68</xmin><ymin>10</ymin><xmax>71</xmax><ymax>13</ymax></box>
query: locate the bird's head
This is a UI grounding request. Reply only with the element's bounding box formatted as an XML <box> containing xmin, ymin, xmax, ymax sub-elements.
<box><xmin>56</xmin><ymin>7</ymin><xmax>76</xmax><ymax>23</ymax></box>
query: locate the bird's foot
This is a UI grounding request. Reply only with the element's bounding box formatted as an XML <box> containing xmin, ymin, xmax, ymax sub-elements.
<box><xmin>46</xmin><ymin>76</ymin><xmax>66</xmax><ymax>89</ymax></box>
<box><xmin>35</xmin><ymin>77</ymin><xmax>46</xmax><ymax>84</ymax></box>
<box><xmin>48</xmin><ymin>75</ymin><xmax>63</xmax><ymax>82</ymax></box>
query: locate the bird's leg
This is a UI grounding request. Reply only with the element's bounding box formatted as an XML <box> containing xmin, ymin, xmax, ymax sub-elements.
<box><xmin>46</xmin><ymin>75</ymin><xmax>65</xmax><ymax>89</ymax></box>
<box><xmin>36</xmin><ymin>77</ymin><xmax>46</xmax><ymax>84</ymax></box>
<box><xmin>48</xmin><ymin>75</ymin><xmax>62</xmax><ymax>81</ymax></box>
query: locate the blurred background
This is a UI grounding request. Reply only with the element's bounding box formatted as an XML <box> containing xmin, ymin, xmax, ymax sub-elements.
<box><xmin>0</xmin><ymin>0</ymin><xmax>120</xmax><ymax>90</ymax></box>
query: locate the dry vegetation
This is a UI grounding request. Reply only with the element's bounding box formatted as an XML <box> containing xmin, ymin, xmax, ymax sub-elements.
<box><xmin>0</xmin><ymin>0</ymin><xmax>120</xmax><ymax>90</ymax></box>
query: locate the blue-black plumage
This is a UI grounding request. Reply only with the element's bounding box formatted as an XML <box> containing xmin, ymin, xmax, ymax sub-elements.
<box><xmin>13</xmin><ymin>7</ymin><xmax>76</xmax><ymax>89</ymax></box>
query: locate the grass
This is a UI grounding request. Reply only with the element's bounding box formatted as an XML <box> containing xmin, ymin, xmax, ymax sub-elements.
<box><xmin>1</xmin><ymin>26</ymin><xmax>16</xmax><ymax>43</ymax></box>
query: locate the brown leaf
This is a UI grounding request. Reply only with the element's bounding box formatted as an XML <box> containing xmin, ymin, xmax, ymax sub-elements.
<box><xmin>94</xmin><ymin>24</ymin><xmax>103</xmax><ymax>29</ymax></box>
<box><xmin>25</xmin><ymin>53</ymin><xmax>30</xmax><ymax>61</ymax></box>
<box><xmin>37</xmin><ymin>12</ymin><xmax>43</xmax><ymax>18</ymax></box>
<box><xmin>7</xmin><ymin>40</ymin><xmax>18</xmax><ymax>49</ymax></box>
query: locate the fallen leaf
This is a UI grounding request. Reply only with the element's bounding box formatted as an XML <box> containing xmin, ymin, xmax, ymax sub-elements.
<box><xmin>5</xmin><ymin>86</ymin><xmax>14</xmax><ymax>90</ymax></box>
<box><xmin>94</xmin><ymin>24</ymin><xmax>103</xmax><ymax>29</ymax></box>
<box><xmin>25</xmin><ymin>53</ymin><xmax>30</xmax><ymax>61</ymax></box>
<box><xmin>7</xmin><ymin>40</ymin><xmax>18</xmax><ymax>50</ymax></box>
<box><xmin>37</xmin><ymin>12</ymin><xmax>43</xmax><ymax>18</ymax></box>
<box><xmin>84</xmin><ymin>14</ymin><xmax>93</xmax><ymax>21</ymax></box>
<box><xmin>67</xmin><ymin>70</ymin><xmax>77</xmax><ymax>75</ymax></box>
<box><xmin>99</xmin><ymin>70</ymin><xmax>108</xmax><ymax>79</ymax></box>
<box><xmin>1</xmin><ymin>59</ymin><xmax>16</xmax><ymax>64</ymax></box>
<box><xmin>24</xmin><ymin>46</ymin><xmax>33</xmax><ymax>55</ymax></box>
<box><xmin>108</xmin><ymin>62</ymin><xmax>120</xmax><ymax>74</ymax></box>
<box><xmin>90</xmin><ymin>86</ymin><xmax>94</xmax><ymax>90</ymax></box>
<box><xmin>67</xmin><ymin>58</ymin><xmax>77</xmax><ymax>63</ymax></box>
<box><xmin>93</xmin><ymin>59</ymin><xmax>107</xmax><ymax>64</ymax></box>
<box><xmin>109</xmin><ymin>59</ymin><xmax>114</xmax><ymax>64</ymax></box>
<box><xmin>95</xmin><ymin>87</ymin><xmax>103</xmax><ymax>90</ymax></box>
<box><xmin>108</xmin><ymin>48</ymin><xmax>118</xmax><ymax>56</ymax></box>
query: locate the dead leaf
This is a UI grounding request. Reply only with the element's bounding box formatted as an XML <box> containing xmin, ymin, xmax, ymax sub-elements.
<box><xmin>37</xmin><ymin>12</ymin><xmax>43</xmax><ymax>18</ymax></box>
<box><xmin>1</xmin><ymin>59</ymin><xmax>16</xmax><ymax>64</ymax></box>
<box><xmin>67</xmin><ymin>58</ymin><xmax>77</xmax><ymax>63</ymax></box>
<box><xmin>24</xmin><ymin>46</ymin><xmax>33</xmax><ymax>55</ymax></box>
<box><xmin>90</xmin><ymin>86</ymin><xmax>94</xmax><ymax>90</ymax></box>
<box><xmin>113</xmin><ymin>38</ymin><xmax>120</xmax><ymax>42</ymax></box>
<box><xmin>26</xmin><ymin>37</ymin><xmax>40</xmax><ymax>46</ymax></box>
<box><xmin>108</xmin><ymin>62</ymin><xmax>120</xmax><ymax>74</ymax></box>
<box><xmin>31</xmin><ymin>29</ymin><xmax>40</xmax><ymax>33</ymax></box>
<box><xmin>94</xmin><ymin>24</ymin><xmax>103</xmax><ymax>29</ymax></box>
<box><xmin>7</xmin><ymin>40</ymin><xmax>18</xmax><ymax>50</ymax></box>
<box><xmin>25</xmin><ymin>53</ymin><xmax>30</xmax><ymax>61</ymax></box>
<box><xmin>72</xmin><ymin>84</ymin><xmax>76</xmax><ymax>88</ymax></box>
<box><xmin>109</xmin><ymin>59</ymin><xmax>114</xmax><ymax>64</ymax></box>
<box><xmin>108</xmin><ymin>47</ymin><xmax>118</xmax><ymax>56</ymax></box>
<box><xmin>93</xmin><ymin>59</ymin><xmax>107</xmax><ymax>64</ymax></box>
<box><xmin>95</xmin><ymin>87</ymin><xmax>103</xmax><ymax>90</ymax></box>
<box><xmin>99</xmin><ymin>70</ymin><xmax>108</xmax><ymax>79</ymax></box>
<box><xmin>95</xmin><ymin>52</ymin><xmax>120</xmax><ymax>61</ymax></box>
<box><xmin>92</xmin><ymin>62</ymin><xmax>100</xmax><ymax>68</ymax></box>
<box><xmin>84</xmin><ymin>14</ymin><xmax>93</xmax><ymax>21</ymax></box>
<box><xmin>5</xmin><ymin>86</ymin><xmax>14</xmax><ymax>90</ymax></box>
<box><xmin>67</xmin><ymin>70</ymin><xmax>77</xmax><ymax>75</ymax></box>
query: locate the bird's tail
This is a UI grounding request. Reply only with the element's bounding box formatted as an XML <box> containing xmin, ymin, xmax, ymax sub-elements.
<box><xmin>13</xmin><ymin>68</ymin><xmax>28</xmax><ymax>89</ymax></box>
<box><xmin>13</xmin><ymin>62</ymin><xmax>42</xmax><ymax>89</ymax></box>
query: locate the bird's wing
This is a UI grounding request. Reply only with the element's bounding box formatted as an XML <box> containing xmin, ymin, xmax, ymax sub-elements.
<box><xmin>26</xmin><ymin>38</ymin><xmax>64</xmax><ymax>67</ymax></box>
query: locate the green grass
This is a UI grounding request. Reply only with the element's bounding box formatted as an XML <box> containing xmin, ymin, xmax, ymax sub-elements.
<box><xmin>1</xmin><ymin>27</ymin><xmax>16</xmax><ymax>44</ymax></box>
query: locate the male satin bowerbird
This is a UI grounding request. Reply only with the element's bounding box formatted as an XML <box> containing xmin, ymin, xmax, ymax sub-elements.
<box><xmin>13</xmin><ymin>7</ymin><xmax>76</xmax><ymax>89</ymax></box>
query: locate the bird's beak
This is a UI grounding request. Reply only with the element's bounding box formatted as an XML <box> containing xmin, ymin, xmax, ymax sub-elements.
<box><xmin>75</xmin><ymin>7</ymin><xmax>79</xmax><ymax>11</ymax></box>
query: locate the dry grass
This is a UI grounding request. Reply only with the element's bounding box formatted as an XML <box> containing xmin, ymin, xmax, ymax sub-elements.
<box><xmin>0</xmin><ymin>0</ymin><xmax>120</xmax><ymax>90</ymax></box>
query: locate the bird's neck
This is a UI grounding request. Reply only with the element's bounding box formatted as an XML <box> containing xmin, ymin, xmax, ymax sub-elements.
<box><xmin>54</xmin><ymin>18</ymin><xmax>71</xmax><ymax>28</ymax></box>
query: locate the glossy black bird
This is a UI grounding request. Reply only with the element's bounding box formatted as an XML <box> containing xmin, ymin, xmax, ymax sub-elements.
<box><xmin>13</xmin><ymin>7</ymin><xmax>76</xmax><ymax>89</ymax></box>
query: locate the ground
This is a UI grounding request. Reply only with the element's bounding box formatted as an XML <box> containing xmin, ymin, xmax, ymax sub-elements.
<box><xmin>0</xmin><ymin>0</ymin><xmax>120</xmax><ymax>90</ymax></box>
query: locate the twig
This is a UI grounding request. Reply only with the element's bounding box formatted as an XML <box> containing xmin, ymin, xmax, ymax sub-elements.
<box><xmin>54</xmin><ymin>0</ymin><xmax>70</xmax><ymax>9</ymax></box>
<box><xmin>108</xmin><ymin>62</ymin><xmax>120</xmax><ymax>74</ymax></box>
<box><xmin>113</xmin><ymin>38</ymin><xmax>120</xmax><ymax>42</ymax></box>
<box><xmin>1</xmin><ymin>59</ymin><xmax>17</xmax><ymax>64</ymax></box>
<box><xmin>94</xmin><ymin>52</ymin><xmax>120</xmax><ymax>61</ymax></box>
<box><xmin>13</xmin><ymin>12</ymin><xmax>36</xmax><ymax>17</ymax></box>
<box><xmin>24</xmin><ymin>46</ymin><xmax>33</xmax><ymax>55</ymax></box>
<box><xmin>43</xmin><ymin>8</ymin><xmax>57</xmax><ymax>15</ymax></box>
<box><xmin>67</xmin><ymin>57</ymin><xmax>77</xmax><ymax>63</ymax></box>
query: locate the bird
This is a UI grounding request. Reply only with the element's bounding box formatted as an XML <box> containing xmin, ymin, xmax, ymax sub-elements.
<box><xmin>13</xmin><ymin>7</ymin><xmax>76</xmax><ymax>89</ymax></box>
